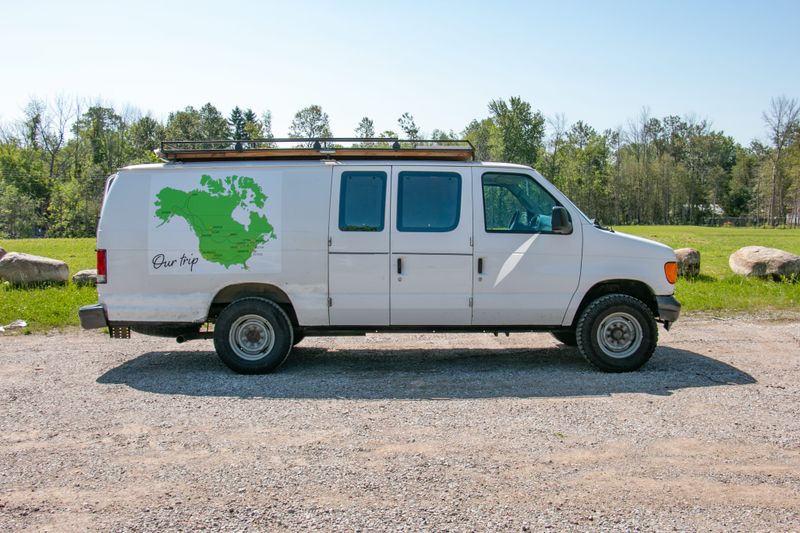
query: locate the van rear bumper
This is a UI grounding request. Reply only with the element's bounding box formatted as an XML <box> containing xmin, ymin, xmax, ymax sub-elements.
<box><xmin>79</xmin><ymin>304</ymin><xmax>108</xmax><ymax>329</ymax></box>
<box><xmin>656</xmin><ymin>295</ymin><xmax>681</xmax><ymax>323</ymax></box>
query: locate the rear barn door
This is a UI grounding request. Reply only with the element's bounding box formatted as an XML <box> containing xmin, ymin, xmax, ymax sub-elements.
<box><xmin>328</xmin><ymin>166</ymin><xmax>391</xmax><ymax>325</ymax></box>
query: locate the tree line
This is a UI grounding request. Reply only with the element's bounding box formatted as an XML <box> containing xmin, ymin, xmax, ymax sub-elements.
<box><xmin>0</xmin><ymin>95</ymin><xmax>798</xmax><ymax>238</ymax></box>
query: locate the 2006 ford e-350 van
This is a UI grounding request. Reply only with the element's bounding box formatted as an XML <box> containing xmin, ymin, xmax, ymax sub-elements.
<box><xmin>79</xmin><ymin>138</ymin><xmax>680</xmax><ymax>374</ymax></box>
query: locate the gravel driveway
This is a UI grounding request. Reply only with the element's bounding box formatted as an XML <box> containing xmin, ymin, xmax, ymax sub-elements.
<box><xmin>1</xmin><ymin>317</ymin><xmax>799</xmax><ymax>531</ymax></box>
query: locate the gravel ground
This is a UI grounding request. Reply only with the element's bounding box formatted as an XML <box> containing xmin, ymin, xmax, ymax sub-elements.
<box><xmin>1</xmin><ymin>317</ymin><xmax>799</xmax><ymax>532</ymax></box>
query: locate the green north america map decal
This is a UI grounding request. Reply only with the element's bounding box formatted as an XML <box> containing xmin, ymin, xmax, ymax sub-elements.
<box><xmin>154</xmin><ymin>174</ymin><xmax>276</xmax><ymax>268</ymax></box>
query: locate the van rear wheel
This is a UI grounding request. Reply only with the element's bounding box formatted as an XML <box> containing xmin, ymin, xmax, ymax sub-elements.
<box><xmin>576</xmin><ymin>294</ymin><xmax>657</xmax><ymax>372</ymax></box>
<box><xmin>213</xmin><ymin>297</ymin><xmax>294</xmax><ymax>374</ymax></box>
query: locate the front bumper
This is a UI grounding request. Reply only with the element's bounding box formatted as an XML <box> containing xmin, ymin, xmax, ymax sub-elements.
<box><xmin>656</xmin><ymin>295</ymin><xmax>681</xmax><ymax>324</ymax></box>
<box><xmin>79</xmin><ymin>303</ymin><xmax>108</xmax><ymax>329</ymax></box>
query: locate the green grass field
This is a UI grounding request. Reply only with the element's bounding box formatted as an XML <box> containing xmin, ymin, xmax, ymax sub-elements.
<box><xmin>619</xmin><ymin>226</ymin><xmax>800</xmax><ymax>313</ymax></box>
<box><xmin>1</xmin><ymin>227</ymin><xmax>798</xmax><ymax>332</ymax></box>
<box><xmin>0</xmin><ymin>238</ymin><xmax>97</xmax><ymax>333</ymax></box>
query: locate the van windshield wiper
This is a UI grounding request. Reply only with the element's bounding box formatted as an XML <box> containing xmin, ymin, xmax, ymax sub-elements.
<box><xmin>592</xmin><ymin>219</ymin><xmax>615</xmax><ymax>232</ymax></box>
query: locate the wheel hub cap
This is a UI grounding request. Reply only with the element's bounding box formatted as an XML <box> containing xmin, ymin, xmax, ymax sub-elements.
<box><xmin>596</xmin><ymin>312</ymin><xmax>643</xmax><ymax>359</ymax></box>
<box><xmin>229</xmin><ymin>314</ymin><xmax>275</xmax><ymax>361</ymax></box>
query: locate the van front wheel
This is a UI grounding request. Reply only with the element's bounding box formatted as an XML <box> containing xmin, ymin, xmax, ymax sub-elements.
<box><xmin>213</xmin><ymin>298</ymin><xmax>294</xmax><ymax>374</ymax></box>
<box><xmin>576</xmin><ymin>294</ymin><xmax>657</xmax><ymax>372</ymax></box>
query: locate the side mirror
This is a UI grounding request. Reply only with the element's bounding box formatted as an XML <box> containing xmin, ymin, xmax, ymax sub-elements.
<box><xmin>551</xmin><ymin>206</ymin><xmax>573</xmax><ymax>234</ymax></box>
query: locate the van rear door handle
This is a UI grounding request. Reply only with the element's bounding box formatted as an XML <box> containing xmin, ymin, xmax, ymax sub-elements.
<box><xmin>477</xmin><ymin>257</ymin><xmax>484</xmax><ymax>274</ymax></box>
<box><xmin>397</xmin><ymin>257</ymin><xmax>402</xmax><ymax>275</ymax></box>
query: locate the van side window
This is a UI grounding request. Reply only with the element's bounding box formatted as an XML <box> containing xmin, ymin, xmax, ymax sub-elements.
<box><xmin>482</xmin><ymin>172</ymin><xmax>562</xmax><ymax>233</ymax></box>
<box><xmin>339</xmin><ymin>171</ymin><xmax>387</xmax><ymax>231</ymax></box>
<box><xmin>397</xmin><ymin>171</ymin><xmax>461</xmax><ymax>232</ymax></box>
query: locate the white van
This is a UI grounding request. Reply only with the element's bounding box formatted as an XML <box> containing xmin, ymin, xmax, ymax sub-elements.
<box><xmin>79</xmin><ymin>139</ymin><xmax>680</xmax><ymax>373</ymax></box>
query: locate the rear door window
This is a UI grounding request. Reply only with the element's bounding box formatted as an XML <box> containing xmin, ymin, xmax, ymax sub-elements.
<box><xmin>339</xmin><ymin>171</ymin><xmax>387</xmax><ymax>231</ymax></box>
<box><xmin>397</xmin><ymin>171</ymin><xmax>461</xmax><ymax>232</ymax></box>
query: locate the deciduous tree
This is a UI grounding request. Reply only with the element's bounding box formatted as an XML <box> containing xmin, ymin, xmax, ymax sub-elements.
<box><xmin>488</xmin><ymin>96</ymin><xmax>545</xmax><ymax>167</ymax></box>
<box><xmin>398</xmin><ymin>112</ymin><xmax>420</xmax><ymax>140</ymax></box>
<box><xmin>289</xmin><ymin>105</ymin><xmax>332</xmax><ymax>143</ymax></box>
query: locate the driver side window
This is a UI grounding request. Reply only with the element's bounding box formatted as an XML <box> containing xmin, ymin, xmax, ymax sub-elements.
<box><xmin>482</xmin><ymin>172</ymin><xmax>561</xmax><ymax>233</ymax></box>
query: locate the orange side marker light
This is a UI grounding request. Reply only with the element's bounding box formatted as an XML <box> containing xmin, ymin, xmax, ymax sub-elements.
<box><xmin>664</xmin><ymin>261</ymin><xmax>678</xmax><ymax>284</ymax></box>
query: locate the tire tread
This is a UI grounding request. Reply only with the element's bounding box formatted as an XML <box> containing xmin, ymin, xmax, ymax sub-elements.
<box><xmin>214</xmin><ymin>297</ymin><xmax>294</xmax><ymax>374</ymax></box>
<box><xmin>576</xmin><ymin>293</ymin><xmax>657</xmax><ymax>372</ymax></box>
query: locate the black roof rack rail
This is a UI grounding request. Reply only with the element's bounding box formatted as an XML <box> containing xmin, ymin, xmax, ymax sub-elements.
<box><xmin>156</xmin><ymin>138</ymin><xmax>475</xmax><ymax>162</ymax></box>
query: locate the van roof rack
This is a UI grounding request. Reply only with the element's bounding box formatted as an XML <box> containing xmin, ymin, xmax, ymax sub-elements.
<box><xmin>156</xmin><ymin>138</ymin><xmax>475</xmax><ymax>162</ymax></box>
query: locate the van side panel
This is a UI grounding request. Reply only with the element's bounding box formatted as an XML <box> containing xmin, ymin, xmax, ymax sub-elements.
<box><xmin>97</xmin><ymin>163</ymin><xmax>332</xmax><ymax>326</ymax></box>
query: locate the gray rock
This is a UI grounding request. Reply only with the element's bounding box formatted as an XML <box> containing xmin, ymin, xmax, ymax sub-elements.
<box><xmin>0</xmin><ymin>246</ymin><xmax>6</xmax><ymax>260</ymax></box>
<box><xmin>729</xmin><ymin>246</ymin><xmax>800</xmax><ymax>279</ymax></box>
<box><xmin>0</xmin><ymin>252</ymin><xmax>69</xmax><ymax>284</ymax></box>
<box><xmin>674</xmin><ymin>248</ymin><xmax>700</xmax><ymax>277</ymax></box>
<box><xmin>72</xmin><ymin>269</ymin><xmax>98</xmax><ymax>286</ymax></box>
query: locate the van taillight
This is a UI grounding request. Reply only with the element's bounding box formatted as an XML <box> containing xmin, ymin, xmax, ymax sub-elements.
<box><xmin>97</xmin><ymin>249</ymin><xmax>107</xmax><ymax>284</ymax></box>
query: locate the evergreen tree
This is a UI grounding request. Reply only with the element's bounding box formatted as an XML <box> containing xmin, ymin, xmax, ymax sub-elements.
<box><xmin>242</xmin><ymin>109</ymin><xmax>263</xmax><ymax>141</ymax></box>
<box><xmin>229</xmin><ymin>106</ymin><xmax>246</xmax><ymax>140</ymax></box>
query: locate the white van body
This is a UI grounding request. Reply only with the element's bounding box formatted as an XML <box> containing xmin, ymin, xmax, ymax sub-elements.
<box><xmin>81</xmin><ymin>156</ymin><xmax>680</xmax><ymax>373</ymax></box>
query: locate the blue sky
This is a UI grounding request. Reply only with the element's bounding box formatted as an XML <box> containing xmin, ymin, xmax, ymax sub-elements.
<box><xmin>1</xmin><ymin>0</ymin><xmax>798</xmax><ymax>143</ymax></box>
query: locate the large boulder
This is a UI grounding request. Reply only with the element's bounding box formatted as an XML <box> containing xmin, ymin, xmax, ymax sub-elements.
<box><xmin>0</xmin><ymin>252</ymin><xmax>69</xmax><ymax>284</ymax></box>
<box><xmin>729</xmin><ymin>246</ymin><xmax>800</xmax><ymax>279</ymax></box>
<box><xmin>674</xmin><ymin>248</ymin><xmax>700</xmax><ymax>277</ymax></box>
<box><xmin>72</xmin><ymin>269</ymin><xmax>98</xmax><ymax>286</ymax></box>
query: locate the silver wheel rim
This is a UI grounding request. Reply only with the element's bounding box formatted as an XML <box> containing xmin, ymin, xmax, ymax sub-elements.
<box><xmin>229</xmin><ymin>314</ymin><xmax>275</xmax><ymax>361</ymax></box>
<box><xmin>596</xmin><ymin>311</ymin><xmax>643</xmax><ymax>359</ymax></box>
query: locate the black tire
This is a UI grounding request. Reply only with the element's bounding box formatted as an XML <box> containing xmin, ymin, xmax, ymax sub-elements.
<box><xmin>576</xmin><ymin>294</ymin><xmax>658</xmax><ymax>372</ymax></box>
<box><xmin>213</xmin><ymin>297</ymin><xmax>294</xmax><ymax>374</ymax></box>
<box><xmin>550</xmin><ymin>329</ymin><xmax>577</xmax><ymax>346</ymax></box>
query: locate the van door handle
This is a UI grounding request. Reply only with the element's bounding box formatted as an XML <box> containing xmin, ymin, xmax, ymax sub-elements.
<box><xmin>397</xmin><ymin>257</ymin><xmax>402</xmax><ymax>275</ymax></box>
<box><xmin>477</xmin><ymin>257</ymin><xmax>484</xmax><ymax>274</ymax></box>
